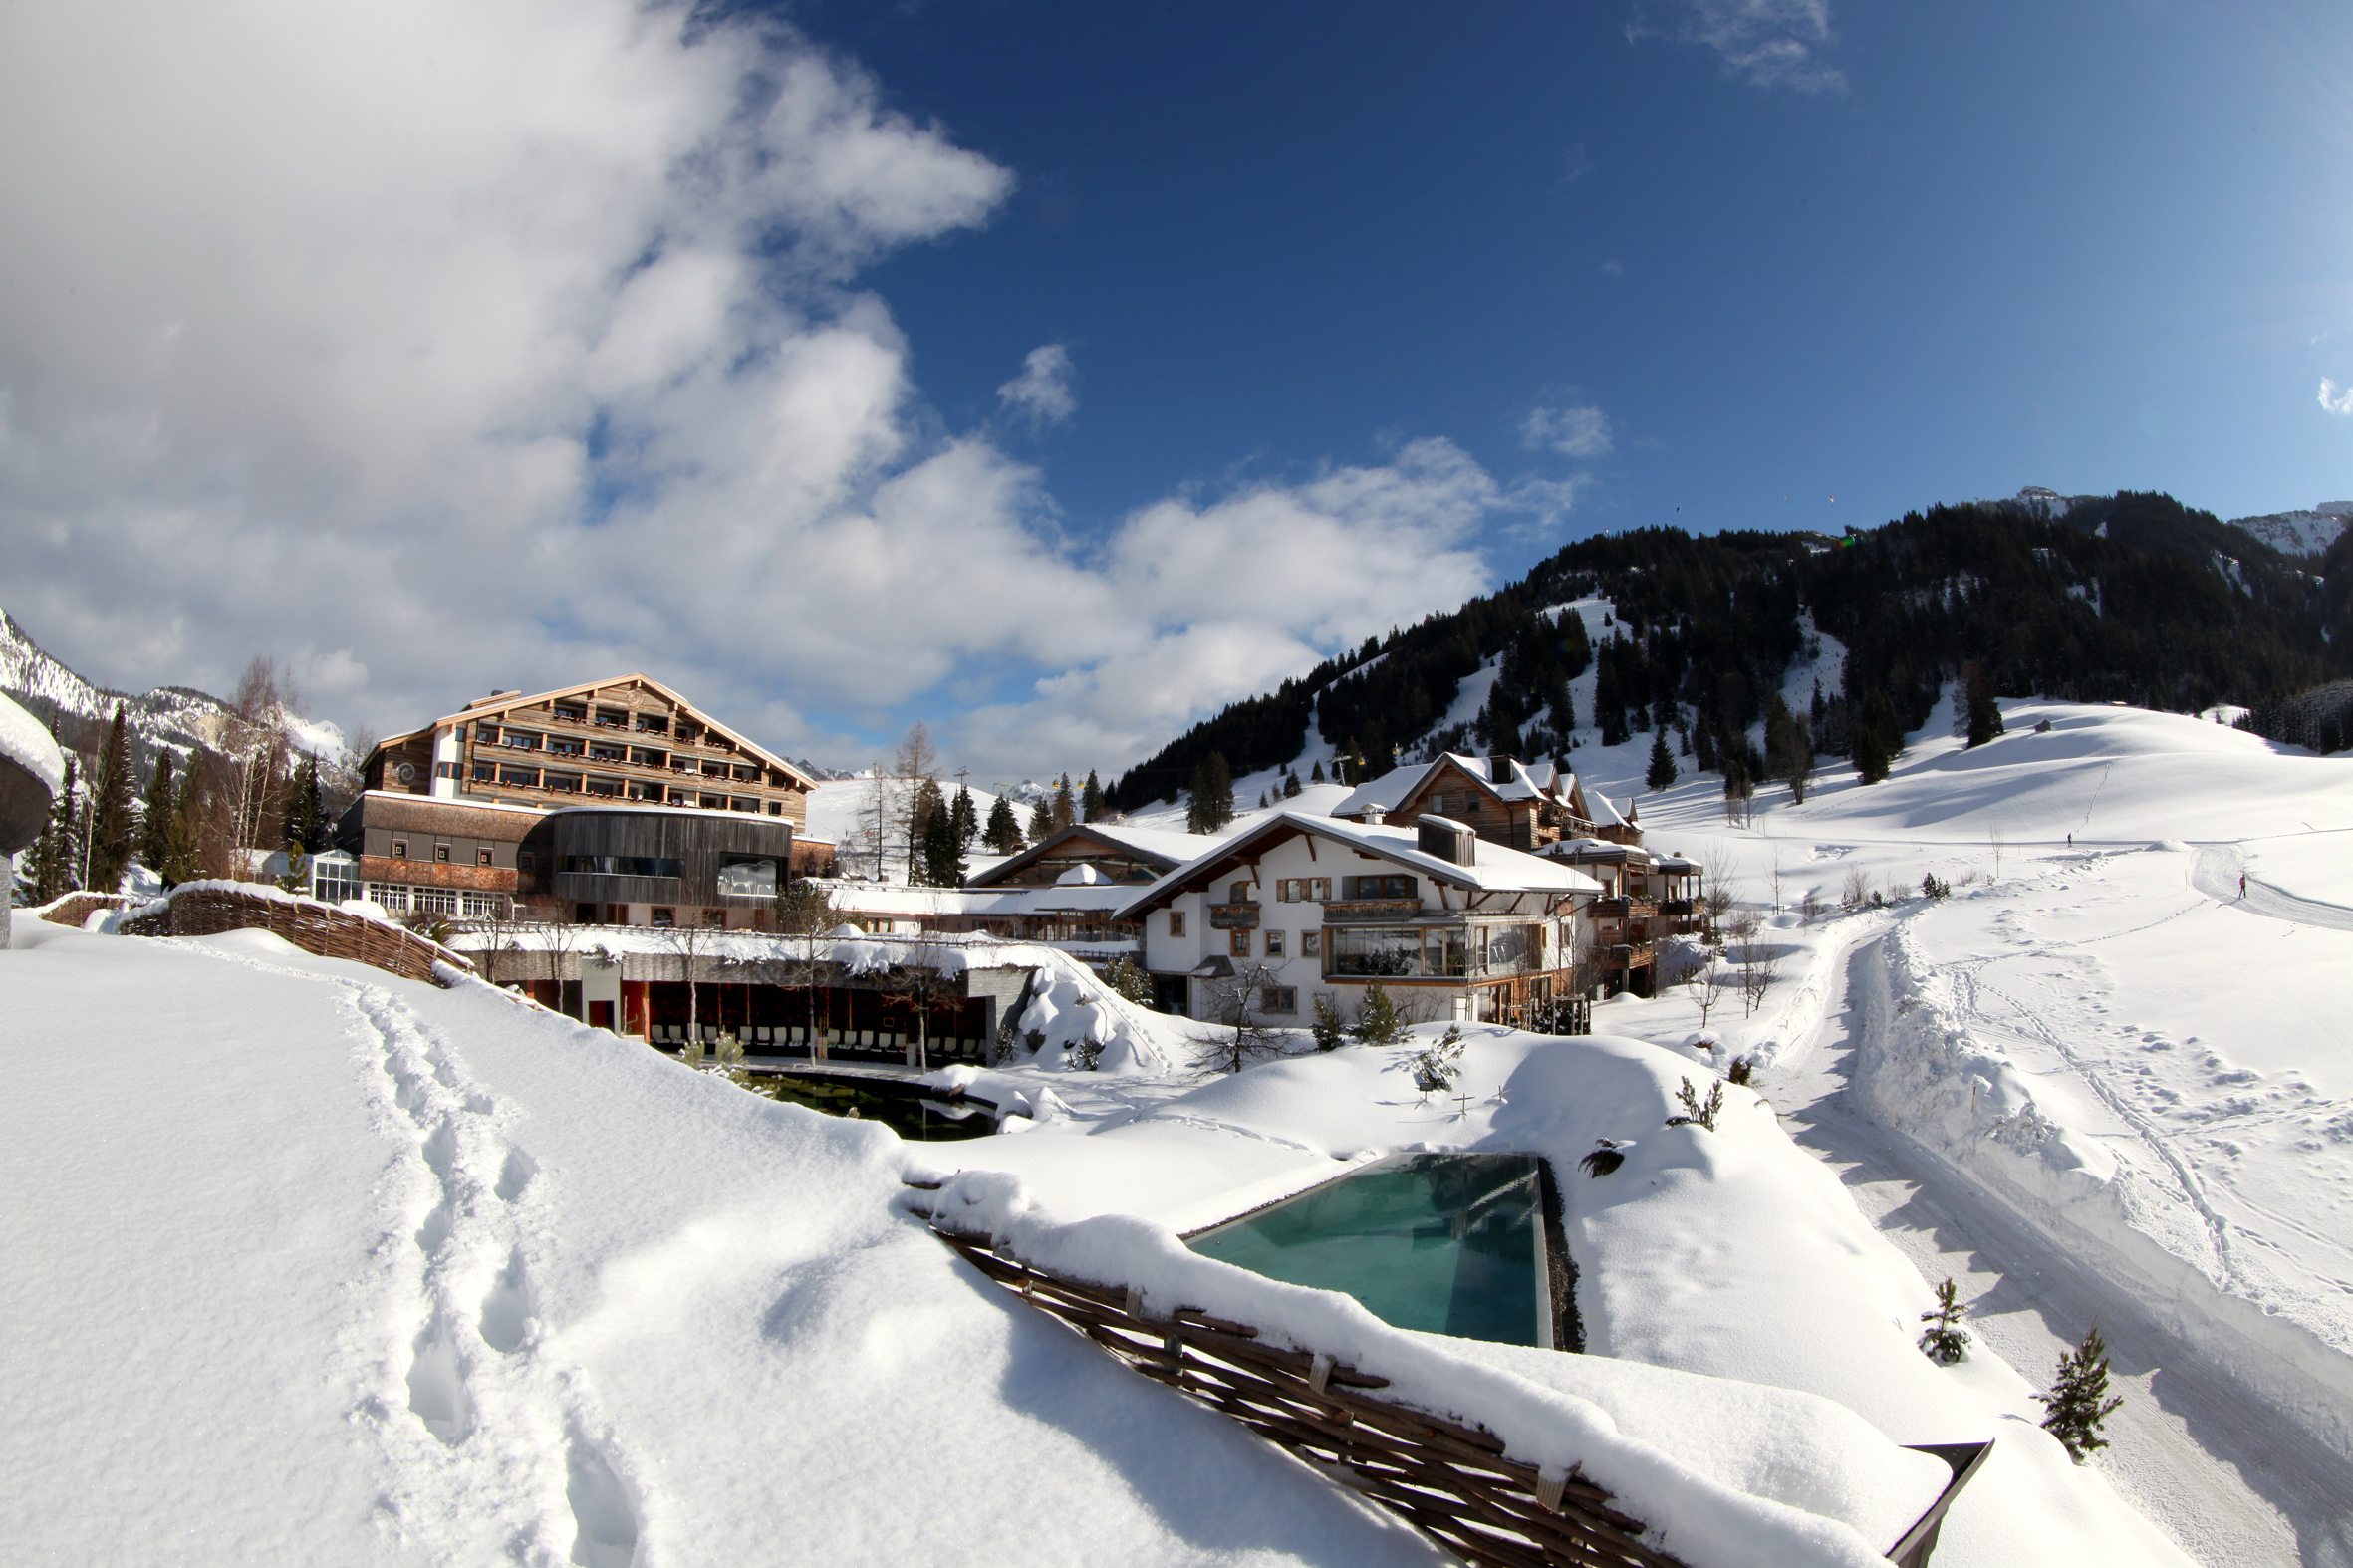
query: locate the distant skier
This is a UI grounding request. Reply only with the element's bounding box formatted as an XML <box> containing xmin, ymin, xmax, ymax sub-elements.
<box><xmin>2239</xmin><ymin>873</ymin><xmax>2247</xmax><ymax>900</ymax></box>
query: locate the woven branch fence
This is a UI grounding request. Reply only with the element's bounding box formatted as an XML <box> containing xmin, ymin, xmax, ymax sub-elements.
<box><xmin>926</xmin><ymin>1223</ymin><xmax>1986</xmax><ymax>1568</ymax></box>
<box><xmin>932</xmin><ymin>1225</ymin><xmax>1682</xmax><ymax>1568</ymax></box>
<box><xmin>32</xmin><ymin>892</ymin><xmax>141</xmax><ymax>928</ymax></box>
<box><xmin>116</xmin><ymin>887</ymin><xmax>471</xmax><ymax>986</ymax></box>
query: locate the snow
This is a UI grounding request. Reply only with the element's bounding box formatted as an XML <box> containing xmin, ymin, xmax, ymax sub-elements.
<box><xmin>2226</xmin><ymin>505</ymin><xmax>2352</xmax><ymax>558</ymax></box>
<box><xmin>919</xmin><ymin>1031</ymin><xmax>2191</xmax><ymax>1568</ymax></box>
<box><xmin>803</xmin><ymin>775</ymin><xmax>1026</xmax><ymax>878</ymax></box>
<box><xmin>1570</xmin><ymin>694</ymin><xmax>2353</xmax><ymax>1552</ymax></box>
<box><xmin>0</xmin><ymin>686</ymin><xmax>65</xmax><ymax>794</ymax></box>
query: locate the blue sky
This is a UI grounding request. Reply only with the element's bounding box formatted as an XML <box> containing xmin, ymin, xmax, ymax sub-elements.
<box><xmin>819</xmin><ymin>0</ymin><xmax>2352</xmax><ymax>571</ymax></box>
<box><xmin>1</xmin><ymin>0</ymin><xmax>2347</xmax><ymax>780</ymax></box>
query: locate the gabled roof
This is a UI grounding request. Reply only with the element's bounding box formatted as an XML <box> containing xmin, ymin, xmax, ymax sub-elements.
<box><xmin>1335</xmin><ymin>753</ymin><xmax>1572</xmax><ymax>819</ymax></box>
<box><xmin>392</xmin><ymin>673</ymin><xmax>821</xmax><ymax>790</ymax></box>
<box><xmin>963</xmin><ymin>820</ymin><xmax>1226</xmax><ymax>888</ymax></box>
<box><xmin>1113</xmin><ymin>809</ymin><xmax>1601</xmax><ymax>921</ymax></box>
<box><xmin>1330</xmin><ymin>761</ymin><xmax>1436</xmax><ymax>820</ymax></box>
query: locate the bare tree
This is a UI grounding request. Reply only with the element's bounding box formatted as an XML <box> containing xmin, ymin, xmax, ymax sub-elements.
<box><xmin>1989</xmin><ymin>825</ymin><xmax>2005</xmax><ymax>882</ymax></box>
<box><xmin>659</xmin><ymin>918</ymin><xmax>713</xmax><ymax>1047</ymax></box>
<box><xmin>1702</xmin><ymin>879</ymin><xmax>1738</xmax><ymax>946</ymax></box>
<box><xmin>1191</xmin><ymin>958</ymin><xmax>1291</xmax><ymax>1074</ymax></box>
<box><xmin>1691</xmin><ymin>953</ymin><xmax>1727</xmax><ymax>1030</ymax></box>
<box><xmin>891</xmin><ymin>722</ymin><xmax>941</xmax><ymax>880</ymax></box>
<box><xmin>1840</xmin><ymin>867</ymin><xmax>1871</xmax><ymax>911</ymax></box>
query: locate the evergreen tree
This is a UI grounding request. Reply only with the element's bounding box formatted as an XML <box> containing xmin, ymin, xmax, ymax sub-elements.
<box><xmin>2036</xmin><ymin>1326</ymin><xmax>2125</xmax><ymax>1461</ymax></box>
<box><xmin>1184</xmin><ymin>752</ymin><xmax>1234</xmax><ymax>834</ymax></box>
<box><xmin>1102</xmin><ymin>953</ymin><xmax>1153</xmax><ymax>1005</ymax></box>
<box><xmin>1310</xmin><ymin>758</ymin><xmax>1324</xmax><ymax>783</ymax></box>
<box><xmin>907</xmin><ymin>779</ymin><xmax>947</xmax><ymax>885</ymax></box>
<box><xmin>161</xmin><ymin>760</ymin><xmax>205</xmax><ymax>886</ymax></box>
<box><xmin>1282</xmin><ymin>771</ymin><xmax>1301</xmax><ymax>799</ymax></box>
<box><xmin>1257</xmin><ymin>790</ymin><xmax>1269</xmax><ymax>809</ymax></box>
<box><xmin>948</xmin><ymin>784</ymin><xmax>977</xmax><ymax>849</ymax></box>
<box><xmin>86</xmin><ymin>706</ymin><xmax>137</xmax><ymax>895</ymax></box>
<box><xmin>1765</xmin><ymin>693</ymin><xmax>1813</xmax><ymax>804</ymax></box>
<box><xmin>283</xmin><ymin>750</ymin><xmax>326</xmax><ymax>854</ymax></box>
<box><xmin>1964</xmin><ymin>661</ymin><xmax>2005</xmax><ymax>748</ymax></box>
<box><xmin>982</xmin><ymin>794</ymin><xmax>1023</xmax><ymax>856</ymax></box>
<box><xmin>1348</xmin><ymin>980</ymin><xmax>1406</xmax><ymax>1046</ymax></box>
<box><xmin>139</xmin><ymin>750</ymin><xmax>178</xmax><ymax>875</ymax></box>
<box><xmin>1080</xmin><ymin>770</ymin><xmax>1104</xmax><ymax>822</ymax></box>
<box><xmin>1051</xmin><ymin>773</ymin><xmax>1076</xmax><ymax>830</ymax></box>
<box><xmin>919</xmin><ymin>790</ymin><xmax>964</xmax><ymax>888</ymax></box>
<box><xmin>34</xmin><ymin>756</ymin><xmax>80</xmax><ymax>902</ymax></box>
<box><xmin>1594</xmin><ymin>648</ymin><xmax>1628</xmax><ymax>747</ymax></box>
<box><xmin>1854</xmin><ymin>723</ymin><xmax>1893</xmax><ymax>786</ymax></box>
<box><xmin>1026</xmin><ymin>797</ymin><xmax>1054</xmax><ymax>843</ymax></box>
<box><xmin>1645</xmin><ymin>729</ymin><xmax>1677</xmax><ymax>791</ymax></box>
<box><xmin>1917</xmin><ymin>1278</ymin><xmax>1971</xmax><ymax>1365</ymax></box>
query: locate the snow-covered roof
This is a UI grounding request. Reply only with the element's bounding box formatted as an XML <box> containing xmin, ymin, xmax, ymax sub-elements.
<box><xmin>415</xmin><ymin>673</ymin><xmax>821</xmax><ymax>791</ymax></box>
<box><xmin>1329</xmin><ymin>761</ymin><xmax>1435</xmax><ymax>819</ymax></box>
<box><xmin>820</xmin><ymin>882</ymin><xmax>1136</xmax><ymax>916</ymax></box>
<box><xmin>1115</xmin><ymin>809</ymin><xmax>1601</xmax><ymax>919</ymax></box>
<box><xmin>0</xmin><ymin>688</ymin><xmax>66</xmax><ymax>795</ymax></box>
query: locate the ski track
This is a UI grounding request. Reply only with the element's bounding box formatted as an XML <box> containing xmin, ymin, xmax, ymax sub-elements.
<box><xmin>1778</xmin><ymin>937</ymin><xmax>2353</xmax><ymax>1568</ymax></box>
<box><xmin>158</xmin><ymin>940</ymin><xmax>644</xmax><ymax>1567</ymax></box>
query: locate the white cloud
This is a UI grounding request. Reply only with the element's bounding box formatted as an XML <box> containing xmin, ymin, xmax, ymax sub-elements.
<box><xmin>1630</xmin><ymin>0</ymin><xmax>1847</xmax><ymax>93</ymax></box>
<box><xmin>1523</xmin><ymin>404</ymin><xmax>1615</xmax><ymax>459</ymax></box>
<box><xmin>2320</xmin><ymin>379</ymin><xmax>2353</xmax><ymax>416</ymax></box>
<box><xmin>997</xmin><ymin>344</ymin><xmax>1078</xmax><ymax>426</ymax></box>
<box><xmin>0</xmin><ymin>0</ymin><xmax>1524</xmax><ymax>780</ymax></box>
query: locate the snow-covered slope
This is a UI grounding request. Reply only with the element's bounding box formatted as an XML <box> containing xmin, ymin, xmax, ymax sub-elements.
<box><xmin>2225</xmin><ymin>503</ymin><xmax>2352</xmax><ymax>559</ymax></box>
<box><xmin>1607</xmin><ymin>697</ymin><xmax>2353</xmax><ymax>1500</ymax></box>
<box><xmin>803</xmin><ymin>775</ymin><xmax>1026</xmax><ymax>877</ymax></box>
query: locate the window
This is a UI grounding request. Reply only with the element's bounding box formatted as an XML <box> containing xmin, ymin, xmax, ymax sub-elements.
<box><xmin>650</xmin><ymin>907</ymin><xmax>675</xmax><ymax>927</ymax></box>
<box><xmin>498</xmin><ymin>766</ymin><xmax>539</xmax><ymax>788</ymax></box>
<box><xmin>595</xmin><ymin>708</ymin><xmax>627</xmax><ymax>728</ymax></box>
<box><xmin>434</xmin><ymin>760</ymin><xmax>457</xmax><ymax>779</ymax></box>
<box><xmin>730</xmin><ymin>797</ymin><xmax>757</xmax><ymax>813</ymax></box>
<box><xmin>553</xmin><ymin>704</ymin><xmax>586</xmax><ymax>724</ymax></box>
<box><xmin>1259</xmin><ymin>986</ymin><xmax>1298</xmax><ymax>1015</ymax></box>
<box><xmin>477</xmin><ymin>848</ymin><xmax>494</xmax><ymax>867</ymax></box>
<box><xmin>471</xmin><ymin>762</ymin><xmax>495</xmax><ymax>782</ymax></box>
<box><xmin>1229</xmin><ymin>928</ymin><xmax>1250</xmax><ymax>956</ymax></box>
<box><xmin>635</xmin><ymin>715</ymin><xmax>668</xmax><ymax>735</ymax></box>
<box><xmin>391</xmin><ymin>840</ymin><xmax>408</xmax><ymax>860</ymax></box>
<box><xmin>434</xmin><ymin>845</ymin><xmax>450</xmax><ymax>863</ymax></box>
<box><xmin>702</xmin><ymin>908</ymin><xmax>724</xmax><ymax>927</ymax></box>
<box><xmin>518</xmin><ymin>852</ymin><xmax>534</xmax><ymax>871</ymax></box>
<box><xmin>716</xmin><ymin>858</ymin><xmax>778</xmax><ymax>899</ymax></box>
<box><xmin>562</xmin><ymin>855</ymin><xmax>684</xmax><ymax>879</ymax></box>
<box><xmin>1280</xmin><ymin>877</ymin><xmax>1329</xmax><ymax>902</ymax></box>
<box><xmin>1330</xmin><ymin>926</ymin><xmax>1420</xmax><ymax>976</ymax></box>
<box><xmin>1169</xmin><ymin>911</ymin><xmax>1186</xmax><ymax>937</ymax></box>
<box><xmin>1302</xmin><ymin>930</ymin><xmax>1322</xmax><ymax>958</ymax></box>
<box><xmin>1228</xmin><ymin>880</ymin><xmax>1257</xmax><ymax>904</ymax></box>
<box><xmin>474</xmin><ymin>724</ymin><xmax>499</xmax><ymax>743</ymax></box>
<box><xmin>544</xmin><ymin>773</ymin><xmax>582</xmax><ymax>794</ymax></box>
<box><xmin>1345</xmin><ymin>874</ymin><xmax>1417</xmax><ymax>901</ymax></box>
<box><xmin>1264</xmin><ymin>930</ymin><xmax>1286</xmax><ymax>958</ymax></box>
<box><xmin>575</xmin><ymin>903</ymin><xmax>598</xmax><ymax>923</ymax></box>
<box><xmin>545</xmin><ymin>736</ymin><xmax>583</xmax><ymax>756</ymax></box>
<box><xmin>768</xmin><ymin>802</ymin><xmax>783</xmax><ymax>816</ymax></box>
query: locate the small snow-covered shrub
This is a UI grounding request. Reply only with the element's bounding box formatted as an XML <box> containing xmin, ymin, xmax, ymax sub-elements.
<box><xmin>1069</xmin><ymin>1036</ymin><xmax>1105</xmax><ymax>1071</ymax></box>
<box><xmin>1102</xmin><ymin>954</ymin><xmax>1152</xmax><ymax>1006</ymax></box>
<box><xmin>1921</xmin><ymin>873</ymin><xmax>1951</xmax><ymax>900</ymax></box>
<box><xmin>1666</xmin><ymin>1077</ymin><xmax>1723</xmax><ymax>1132</ymax></box>
<box><xmin>1917</xmin><ymin>1278</ymin><xmax>1971</xmax><ymax>1365</ymax></box>
<box><xmin>1409</xmin><ymin>1025</ymin><xmax>1465</xmax><ymax>1094</ymax></box>
<box><xmin>1725</xmin><ymin>1057</ymin><xmax>1755</xmax><ymax>1087</ymax></box>
<box><xmin>1310</xmin><ymin>992</ymin><xmax>1348</xmax><ymax>1052</ymax></box>
<box><xmin>1579</xmin><ymin>1139</ymin><xmax>1629</xmax><ymax>1178</ymax></box>
<box><xmin>1350</xmin><ymin>980</ymin><xmax>1407</xmax><ymax>1046</ymax></box>
<box><xmin>2037</xmin><ymin>1327</ymin><xmax>2125</xmax><ymax>1461</ymax></box>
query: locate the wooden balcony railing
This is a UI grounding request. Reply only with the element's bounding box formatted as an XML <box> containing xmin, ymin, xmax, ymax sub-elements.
<box><xmin>1320</xmin><ymin>898</ymin><xmax>1425</xmax><ymax>923</ymax></box>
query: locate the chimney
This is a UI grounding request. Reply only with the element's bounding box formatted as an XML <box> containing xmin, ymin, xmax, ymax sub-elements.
<box><xmin>1417</xmin><ymin>814</ymin><xmax>1476</xmax><ymax>866</ymax></box>
<box><xmin>1361</xmin><ymin>804</ymin><xmax>1386</xmax><ymax>826</ymax></box>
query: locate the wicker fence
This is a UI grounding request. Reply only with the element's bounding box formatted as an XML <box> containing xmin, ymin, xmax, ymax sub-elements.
<box><xmin>32</xmin><ymin>892</ymin><xmax>141</xmax><ymax>928</ymax></box>
<box><xmin>115</xmin><ymin>886</ymin><xmax>472</xmax><ymax>986</ymax></box>
<box><xmin>923</xmin><ymin>1220</ymin><xmax>1986</xmax><ymax>1568</ymax></box>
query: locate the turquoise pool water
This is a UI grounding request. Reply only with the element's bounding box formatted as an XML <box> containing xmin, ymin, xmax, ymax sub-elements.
<box><xmin>1185</xmin><ymin>1153</ymin><xmax>1552</xmax><ymax>1347</ymax></box>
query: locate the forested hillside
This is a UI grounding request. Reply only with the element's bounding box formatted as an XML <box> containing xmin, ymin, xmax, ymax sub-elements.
<box><xmin>1105</xmin><ymin>491</ymin><xmax>2346</xmax><ymax>810</ymax></box>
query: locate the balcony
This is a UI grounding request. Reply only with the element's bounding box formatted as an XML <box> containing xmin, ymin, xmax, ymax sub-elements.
<box><xmin>1207</xmin><ymin>903</ymin><xmax>1261</xmax><ymax>929</ymax></box>
<box><xmin>1319</xmin><ymin>898</ymin><xmax>1424</xmax><ymax>923</ymax></box>
<box><xmin>1589</xmin><ymin>897</ymin><xmax>1659</xmax><ymax>920</ymax></box>
<box><xmin>1593</xmin><ymin>943</ymin><xmax>1656</xmax><ymax>971</ymax></box>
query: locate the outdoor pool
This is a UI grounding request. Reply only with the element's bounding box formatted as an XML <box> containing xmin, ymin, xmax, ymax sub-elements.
<box><xmin>766</xmin><ymin>1074</ymin><xmax>997</xmax><ymax>1142</ymax></box>
<box><xmin>1185</xmin><ymin>1153</ymin><xmax>1561</xmax><ymax>1347</ymax></box>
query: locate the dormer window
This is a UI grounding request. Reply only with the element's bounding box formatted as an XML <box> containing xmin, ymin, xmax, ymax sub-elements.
<box><xmin>1228</xmin><ymin>880</ymin><xmax>1257</xmax><ymax>904</ymax></box>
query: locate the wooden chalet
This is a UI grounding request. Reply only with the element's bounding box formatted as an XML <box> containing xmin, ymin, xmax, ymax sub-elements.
<box><xmin>962</xmin><ymin>822</ymin><xmax>1204</xmax><ymax>890</ymax></box>
<box><xmin>338</xmin><ymin>675</ymin><xmax>832</xmax><ymax>926</ymax></box>
<box><xmin>1117</xmin><ymin>809</ymin><xmax>1604</xmax><ymax>1028</ymax></box>
<box><xmin>1332</xmin><ymin>754</ymin><xmax>1642</xmax><ymax>853</ymax></box>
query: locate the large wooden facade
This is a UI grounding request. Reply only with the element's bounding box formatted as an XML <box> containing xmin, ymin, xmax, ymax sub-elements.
<box><xmin>1339</xmin><ymin>755</ymin><xmax>1643</xmax><ymax>854</ymax></box>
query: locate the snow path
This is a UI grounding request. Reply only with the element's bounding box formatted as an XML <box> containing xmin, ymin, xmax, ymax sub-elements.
<box><xmin>1770</xmin><ymin>937</ymin><xmax>2353</xmax><ymax>1567</ymax></box>
<box><xmin>2191</xmin><ymin>841</ymin><xmax>2353</xmax><ymax>934</ymax></box>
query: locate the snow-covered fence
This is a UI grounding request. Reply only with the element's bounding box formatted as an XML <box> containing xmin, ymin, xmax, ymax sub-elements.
<box><xmin>925</xmin><ymin>1226</ymin><xmax>1681</xmax><ymax>1568</ymax></box>
<box><xmin>32</xmin><ymin>891</ymin><xmax>140</xmax><ymax>927</ymax></box>
<box><xmin>113</xmin><ymin>882</ymin><xmax>473</xmax><ymax>986</ymax></box>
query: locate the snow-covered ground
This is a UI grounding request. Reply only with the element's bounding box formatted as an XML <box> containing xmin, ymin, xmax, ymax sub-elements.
<box><xmin>1556</xmin><ymin>695</ymin><xmax>2353</xmax><ymax>1563</ymax></box>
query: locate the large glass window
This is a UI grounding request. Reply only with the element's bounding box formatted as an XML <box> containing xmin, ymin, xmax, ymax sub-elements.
<box><xmin>563</xmin><ymin>855</ymin><xmax>684</xmax><ymax>879</ymax></box>
<box><xmin>1422</xmin><ymin>927</ymin><xmax>1468</xmax><ymax>977</ymax></box>
<box><xmin>716</xmin><ymin>857</ymin><xmax>779</xmax><ymax>899</ymax></box>
<box><xmin>1481</xmin><ymin>924</ymin><xmax>1540</xmax><ymax>975</ymax></box>
<box><xmin>1331</xmin><ymin>926</ymin><xmax>1422</xmax><ymax>977</ymax></box>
